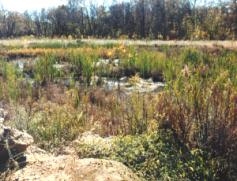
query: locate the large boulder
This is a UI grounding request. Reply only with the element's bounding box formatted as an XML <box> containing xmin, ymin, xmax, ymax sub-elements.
<box><xmin>9</xmin><ymin>146</ymin><xmax>141</xmax><ymax>181</ymax></box>
<box><xmin>72</xmin><ymin>158</ymin><xmax>141</xmax><ymax>181</ymax></box>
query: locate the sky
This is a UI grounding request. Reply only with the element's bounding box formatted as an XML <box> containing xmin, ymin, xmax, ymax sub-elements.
<box><xmin>0</xmin><ymin>0</ymin><xmax>116</xmax><ymax>13</ymax></box>
<box><xmin>0</xmin><ymin>0</ymin><xmax>224</xmax><ymax>13</ymax></box>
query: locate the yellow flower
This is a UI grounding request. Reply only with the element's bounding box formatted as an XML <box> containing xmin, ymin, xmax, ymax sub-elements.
<box><xmin>107</xmin><ymin>50</ymin><xmax>113</xmax><ymax>58</ymax></box>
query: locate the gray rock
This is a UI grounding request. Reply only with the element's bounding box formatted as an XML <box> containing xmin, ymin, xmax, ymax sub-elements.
<box><xmin>113</xmin><ymin>59</ymin><xmax>120</xmax><ymax>66</ymax></box>
<box><xmin>0</xmin><ymin>108</ymin><xmax>7</xmax><ymax>126</ymax></box>
<box><xmin>0</xmin><ymin>124</ymin><xmax>33</xmax><ymax>164</ymax></box>
<box><xmin>73</xmin><ymin>158</ymin><xmax>141</xmax><ymax>181</ymax></box>
<box><xmin>0</xmin><ymin>108</ymin><xmax>7</xmax><ymax>120</ymax></box>
<box><xmin>96</xmin><ymin>59</ymin><xmax>110</xmax><ymax>67</ymax></box>
<box><xmin>119</xmin><ymin>76</ymin><xmax>128</xmax><ymax>82</ymax></box>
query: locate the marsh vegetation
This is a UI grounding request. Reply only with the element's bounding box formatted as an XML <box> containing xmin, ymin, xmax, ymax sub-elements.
<box><xmin>0</xmin><ymin>39</ymin><xmax>236</xmax><ymax>180</ymax></box>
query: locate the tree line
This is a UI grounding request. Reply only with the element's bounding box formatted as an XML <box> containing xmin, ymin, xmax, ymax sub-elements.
<box><xmin>0</xmin><ymin>0</ymin><xmax>236</xmax><ymax>40</ymax></box>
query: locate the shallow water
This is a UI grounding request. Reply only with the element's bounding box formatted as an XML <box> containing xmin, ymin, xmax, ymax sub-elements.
<box><xmin>12</xmin><ymin>57</ymin><xmax>165</xmax><ymax>94</ymax></box>
<box><xmin>92</xmin><ymin>76</ymin><xmax>165</xmax><ymax>93</ymax></box>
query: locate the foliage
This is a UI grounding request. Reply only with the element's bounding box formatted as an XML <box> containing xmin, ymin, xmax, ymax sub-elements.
<box><xmin>27</xmin><ymin>102</ymin><xmax>84</xmax><ymax>149</ymax></box>
<box><xmin>76</xmin><ymin>130</ymin><xmax>217</xmax><ymax>181</ymax></box>
<box><xmin>0</xmin><ymin>60</ymin><xmax>22</xmax><ymax>101</ymax></box>
<box><xmin>155</xmin><ymin>49</ymin><xmax>237</xmax><ymax>180</ymax></box>
<box><xmin>34</xmin><ymin>54</ymin><xmax>61</xmax><ymax>84</ymax></box>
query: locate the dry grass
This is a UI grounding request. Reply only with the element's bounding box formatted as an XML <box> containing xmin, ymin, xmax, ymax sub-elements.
<box><xmin>0</xmin><ymin>38</ymin><xmax>236</xmax><ymax>49</ymax></box>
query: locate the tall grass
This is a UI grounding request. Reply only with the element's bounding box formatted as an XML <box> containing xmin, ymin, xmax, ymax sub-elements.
<box><xmin>119</xmin><ymin>49</ymin><xmax>168</xmax><ymax>82</ymax></box>
<box><xmin>34</xmin><ymin>54</ymin><xmax>61</xmax><ymax>84</ymax></box>
<box><xmin>154</xmin><ymin>48</ymin><xmax>237</xmax><ymax>180</ymax></box>
<box><xmin>67</xmin><ymin>50</ymin><xmax>97</xmax><ymax>86</ymax></box>
<box><xmin>0</xmin><ymin>60</ymin><xmax>22</xmax><ymax>101</ymax></box>
<box><xmin>28</xmin><ymin>103</ymin><xmax>84</xmax><ymax>149</ymax></box>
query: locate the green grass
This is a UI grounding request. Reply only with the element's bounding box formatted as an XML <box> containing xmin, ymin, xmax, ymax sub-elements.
<box><xmin>34</xmin><ymin>54</ymin><xmax>61</xmax><ymax>84</ymax></box>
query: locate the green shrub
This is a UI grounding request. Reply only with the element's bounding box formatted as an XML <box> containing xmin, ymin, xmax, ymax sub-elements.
<box><xmin>182</xmin><ymin>48</ymin><xmax>202</xmax><ymax>65</ymax></box>
<box><xmin>76</xmin><ymin>130</ymin><xmax>216</xmax><ymax>181</ymax></box>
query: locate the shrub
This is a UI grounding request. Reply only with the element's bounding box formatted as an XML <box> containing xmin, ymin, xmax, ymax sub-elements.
<box><xmin>76</xmin><ymin>130</ymin><xmax>216</xmax><ymax>181</ymax></box>
<box><xmin>156</xmin><ymin>69</ymin><xmax>237</xmax><ymax>180</ymax></box>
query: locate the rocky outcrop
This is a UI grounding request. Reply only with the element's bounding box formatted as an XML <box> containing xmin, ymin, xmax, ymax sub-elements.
<box><xmin>0</xmin><ymin>105</ymin><xmax>140</xmax><ymax>181</ymax></box>
<box><xmin>72</xmin><ymin>158</ymin><xmax>141</xmax><ymax>181</ymax></box>
<box><xmin>0</xmin><ymin>124</ymin><xmax>33</xmax><ymax>171</ymax></box>
<box><xmin>8</xmin><ymin>146</ymin><xmax>141</xmax><ymax>181</ymax></box>
<box><xmin>1</xmin><ymin>130</ymin><xmax>141</xmax><ymax>181</ymax></box>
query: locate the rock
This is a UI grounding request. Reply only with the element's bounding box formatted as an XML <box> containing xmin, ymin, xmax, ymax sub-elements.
<box><xmin>78</xmin><ymin>131</ymin><xmax>113</xmax><ymax>150</ymax></box>
<box><xmin>113</xmin><ymin>59</ymin><xmax>120</xmax><ymax>66</ymax></box>
<box><xmin>7</xmin><ymin>132</ymin><xmax>141</xmax><ymax>181</ymax></box>
<box><xmin>53</xmin><ymin>63</ymin><xmax>72</xmax><ymax>75</ymax></box>
<box><xmin>113</xmin><ymin>59</ymin><xmax>120</xmax><ymax>64</ymax></box>
<box><xmin>72</xmin><ymin>158</ymin><xmax>141</xmax><ymax>181</ymax></box>
<box><xmin>0</xmin><ymin>124</ymin><xmax>33</xmax><ymax>166</ymax></box>
<box><xmin>0</xmin><ymin>108</ymin><xmax>8</xmax><ymax>123</ymax></box>
<box><xmin>8</xmin><ymin>146</ymin><xmax>73</xmax><ymax>181</ymax></box>
<box><xmin>96</xmin><ymin>59</ymin><xmax>110</xmax><ymax>67</ymax></box>
<box><xmin>16</xmin><ymin>61</ymin><xmax>24</xmax><ymax>71</ymax></box>
<box><xmin>119</xmin><ymin>76</ymin><xmax>128</xmax><ymax>82</ymax></box>
<box><xmin>9</xmin><ymin>147</ymin><xmax>141</xmax><ymax>181</ymax></box>
<box><xmin>0</xmin><ymin>118</ymin><xmax>4</xmax><ymax>124</ymax></box>
<box><xmin>103</xmin><ymin>76</ymin><xmax>165</xmax><ymax>93</ymax></box>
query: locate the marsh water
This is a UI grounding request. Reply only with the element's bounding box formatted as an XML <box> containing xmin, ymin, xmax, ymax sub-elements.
<box><xmin>10</xmin><ymin>57</ymin><xmax>165</xmax><ymax>94</ymax></box>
